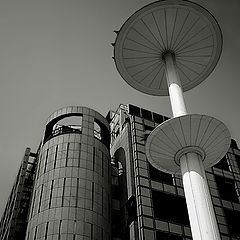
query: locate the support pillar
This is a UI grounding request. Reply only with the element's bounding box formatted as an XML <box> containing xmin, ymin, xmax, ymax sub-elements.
<box><xmin>163</xmin><ymin>52</ymin><xmax>221</xmax><ymax>240</ymax></box>
<box><xmin>180</xmin><ymin>152</ymin><xmax>220</xmax><ymax>240</ymax></box>
<box><xmin>164</xmin><ymin>52</ymin><xmax>187</xmax><ymax>117</ymax></box>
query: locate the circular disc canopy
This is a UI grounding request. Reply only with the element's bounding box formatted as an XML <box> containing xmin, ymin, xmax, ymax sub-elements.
<box><xmin>114</xmin><ymin>0</ymin><xmax>222</xmax><ymax>95</ymax></box>
<box><xmin>145</xmin><ymin>114</ymin><xmax>231</xmax><ymax>175</ymax></box>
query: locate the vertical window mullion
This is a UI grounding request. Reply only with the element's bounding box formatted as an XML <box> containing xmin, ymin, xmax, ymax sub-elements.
<box><xmin>49</xmin><ymin>180</ymin><xmax>54</xmax><ymax>209</ymax></box>
<box><xmin>44</xmin><ymin>149</ymin><xmax>49</xmax><ymax>173</ymax></box>
<box><xmin>58</xmin><ymin>220</ymin><xmax>62</xmax><ymax>240</ymax></box>
<box><xmin>76</xmin><ymin>178</ymin><xmax>79</xmax><ymax>208</ymax></box>
<box><xmin>73</xmin><ymin>220</ymin><xmax>77</xmax><ymax>240</ymax></box>
<box><xmin>33</xmin><ymin>226</ymin><xmax>38</xmax><ymax>240</ymax></box>
<box><xmin>54</xmin><ymin>145</ymin><xmax>58</xmax><ymax>169</ymax></box>
<box><xmin>90</xmin><ymin>223</ymin><xmax>93</xmax><ymax>240</ymax></box>
<box><xmin>44</xmin><ymin>222</ymin><xmax>49</xmax><ymax>240</ymax></box>
<box><xmin>62</xmin><ymin>178</ymin><xmax>66</xmax><ymax>207</ymax></box>
<box><xmin>38</xmin><ymin>185</ymin><xmax>44</xmax><ymax>213</ymax></box>
<box><xmin>92</xmin><ymin>182</ymin><xmax>94</xmax><ymax>210</ymax></box>
<box><xmin>65</xmin><ymin>143</ymin><xmax>70</xmax><ymax>167</ymax></box>
<box><xmin>78</xmin><ymin>143</ymin><xmax>81</xmax><ymax>168</ymax></box>
<box><xmin>93</xmin><ymin>147</ymin><xmax>95</xmax><ymax>171</ymax></box>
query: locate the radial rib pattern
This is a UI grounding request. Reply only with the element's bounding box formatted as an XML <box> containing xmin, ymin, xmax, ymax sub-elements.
<box><xmin>114</xmin><ymin>0</ymin><xmax>222</xmax><ymax>96</ymax></box>
<box><xmin>145</xmin><ymin>114</ymin><xmax>231</xmax><ymax>174</ymax></box>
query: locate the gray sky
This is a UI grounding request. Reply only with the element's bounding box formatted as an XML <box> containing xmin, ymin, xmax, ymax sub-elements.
<box><xmin>0</xmin><ymin>0</ymin><xmax>240</xmax><ymax>216</ymax></box>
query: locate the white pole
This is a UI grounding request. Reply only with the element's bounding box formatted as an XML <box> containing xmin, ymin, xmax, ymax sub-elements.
<box><xmin>164</xmin><ymin>52</ymin><xmax>187</xmax><ymax>118</ymax></box>
<box><xmin>180</xmin><ymin>153</ymin><xmax>221</xmax><ymax>240</ymax></box>
<box><xmin>164</xmin><ymin>52</ymin><xmax>221</xmax><ymax>240</ymax></box>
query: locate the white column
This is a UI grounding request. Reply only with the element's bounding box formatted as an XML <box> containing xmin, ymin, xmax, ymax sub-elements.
<box><xmin>164</xmin><ymin>52</ymin><xmax>187</xmax><ymax>118</ymax></box>
<box><xmin>180</xmin><ymin>153</ymin><xmax>221</xmax><ymax>240</ymax></box>
<box><xmin>164</xmin><ymin>52</ymin><xmax>221</xmax><ymax>240</ymax></box>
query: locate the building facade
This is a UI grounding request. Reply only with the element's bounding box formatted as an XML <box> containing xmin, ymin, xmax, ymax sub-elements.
<box><xmin>0</xmin><ymin>148</ymin><xmax>37</xmax><ymax>240</ymax></box>
<box><xmin>26</xmin><ymin>106</ymin><xmax>111</xmax><ymax>240</ymax></box>
<box><xmin>1</xmin><ymin>104</ymin><xmax>240</xmax><ymax>240</ymax></box>
<box><xmin>109</xmin><ymin>104</ymin><xmax>240</xmax><ymax>240</ymax></box>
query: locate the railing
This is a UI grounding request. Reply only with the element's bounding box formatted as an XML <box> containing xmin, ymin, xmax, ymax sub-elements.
<box><xmin>52</xmin><ymin>125</ymin><xmax>82</xmax><ymax>137</ymax></box>
<box><xmin>44</xmin><ymin>125</ymin><xmax>82</xmax><ymax>142</ymax></box>
<box><xmin>45</xmin><ymin>124</ymin><xmax>109</xmax><ymax>147</ymax></box>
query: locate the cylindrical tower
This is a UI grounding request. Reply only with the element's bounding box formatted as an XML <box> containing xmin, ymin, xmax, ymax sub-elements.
<box><xmin>26</xmin><ymin>106</ymin><xmax>111</xmax><ymax>240</ymax></box>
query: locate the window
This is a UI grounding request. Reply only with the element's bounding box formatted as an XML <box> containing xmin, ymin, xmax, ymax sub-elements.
<box><xmin>94</xmin><ymin>119</ymin><xmax>110</xmax><ymax>147</ymax></box>
<box><xmin>224</xmin><ymin>209</ymin><xmax>240</xmax><ymax>238</ymax></box>
<box><xmin>230</xmin><ymin>139</ymin><xmax>238</xmax><ymax>149</ymax></box>
<box><xmin>214</xmin><ymin>156</ymin><xmax>229</xmax><ymax>171</ymax></box>
<box><xmin>128</xmin><ymin>104</ymin><xmax>141</xmax><ymax>117</ymax></box>
<box><xmin>126</xmin><ymin>196</ymin><xmax>137</xmax><ymax>224</ymax></box>
<box><xmin>235</xmin><ymin>154</ymin><xmax>240</xmax><ymax>171</ymax></box>
<box><xmin>94</xmin><ymin>121</ymin><xmax>101</xmax><ymax>140</ymax></box>
<box><xmin>111</xmin><ymin>185</ymin><xmax>120</xmax><ymax>200</ymax></box>
<box><xmin>111</xmin><ymin>210</ymin><xmax>122</xmax><ymax>238</ymax></box>
<box><xmin>215</xmin><ymin>175</ymin><xmax>239</xmax><ymax>203</ymax></box>
<box><xmin>144</xmin><ymin>125</ymin><xmax>154</xmax><ymax>132</ymax></box>
<box><xmin>149</xmin><ymin>164</ymin><xmax>173</xmax><ymax>185</ymax></box>
<box><xmin>156</xmin><ymin>231</ymin><xmax>183</xmax><ymax>240</ymax></box>
<box><xmin>153</xmin><ymin>113</ymin><xmax>164</xmax><ymax>124</ymax></box>
<box><xmin>152</xmin><ymin>190</ymin><xmax>189</xmax><ymax>226</ymax></box>
<box><xmin>141</xmin><ymin>108</ymin><xmax>152</xmax><ymax>121</ymax></box>
<box><xmin>142</xmin><ymin>125</ymin><xmax>155</xmax><ymax>141</ymax></box>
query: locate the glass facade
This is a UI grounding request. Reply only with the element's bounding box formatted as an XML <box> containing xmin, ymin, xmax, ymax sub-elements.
<box><xmin>1</xmin><ymin>104</ymin><xmax>240</xmax><ymax>240</ymax></box>
<box><xmin>26</xmin><ymin>106</ymin><xmax>111</xmax><ymax>240</ymax></box>
<box><xmin>110</xmin><ymin>104</ymin><xmax>240</xmax><ymax>240</ymax></box>
<box><xmin>0</xmin><ymin>148</ymin><xmax>37</xmax><ymax>240</ymax></box>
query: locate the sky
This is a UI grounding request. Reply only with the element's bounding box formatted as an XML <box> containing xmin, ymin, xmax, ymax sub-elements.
<box><xmin>0</xmin><ymin>0</ymin><xmax>240</xmax><ymax>216</ymax></box>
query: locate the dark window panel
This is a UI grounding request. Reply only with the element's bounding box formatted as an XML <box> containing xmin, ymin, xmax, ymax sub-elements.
<box><xmin>111</xmin><ymin>210</ymin><xmax>122</xmax><ymax>238</ymax></box>
<box><xmin>215</xmin><ymin>175</ymin><xmax>239</xmax><ymax>203</ymax></box>
<box><xmin>224</xmin><ymin>209</ymin><xmax>240</xmax><ymax>238</ymax></box>
<box><xmin>144</xmin><ymin>125</ymin><xmax>155</xmax><ymax>132</ymax></box>
<box><xmin>141</xmin><ymin>108</ymin><xmax>152</xmax><ymax>121</ymax></box>
<box><xmin>126</xmin><ymin>196</ymin><xmax>137</xmax><ymax>225</ymax></box>
<box><xmin>149</xmin><ymin>164</ymin><xmax>173</xmax><ymax>185</ymax></box>
<box><xmin>164</xmin><ymin>116</ymin><xmax>170</xmax><ymax>121</ymax></box>
<box><xmin>235</xmin><ymin>154</ymin><xmax>240</xmax><ymax>171</ymax></box>
<box><xmin>236</xmin><ymin>155</ymin><xmax>240</xmax><ymax>162</ymax></box>
<box><xmin>128</xmin><ymin>104</ymin><xmax>141</xmax><ymax>117</ymax></box>
<box><xmin>156</xmin><ymin>231</ymin><xmax>183</xmax><ymax>240</ymax></box>
<box><xmin>152</xmin><ymin>190</ymin><xmax>190</xmax><ymax>226</ymax></box>
<box><xmin>231</xmin><ymin>139</ymin><xmax>238</xmax><ymax>149</ymax></box>
<box><xmin>111</xmin><ymin>185</ymin><xmax>120</xmax><ymax>200</ymax></box>
<box><xmin>94</xmin><ymin>118</ymin><xmax>111</xmax><ymax>148</ymax></box>
<box><xmin>214</xmin><ymin>156</ymin><xmax>229</xmax><ymax>171</ymax></box>
<box><xmin>153</xmin><ymin>112</ymin><xmax>164</xmax><ymax>124</ymax></box>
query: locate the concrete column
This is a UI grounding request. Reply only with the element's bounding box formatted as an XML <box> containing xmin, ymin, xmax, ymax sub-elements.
<box><xmin>164</xmin><ymin>52</ymin><xmax>187</xmax><ymax>118</ymax></box>
<box><xmin>164</xmin><ymin>52</ymin><xmax>221</xmax><ymax>240</ymax></box>
<box><xmin>180</xmin><ymin>152</ymin><xmax>220</xmax><ymax>240</ymax></box>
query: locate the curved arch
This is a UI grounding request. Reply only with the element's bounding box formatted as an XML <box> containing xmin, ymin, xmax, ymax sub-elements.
<box><xmin>113</xmin><ymin>147</ymin><xmax>127</xmax><ymax>172</ymax></box>
<box><xmin>44</xmin><ymin>113</ymin><xmax>83</xmax><ymax>143</ymax></box>
<box><xmin>112</xmin><ymin>147</ymin><xmax>131</xmax><ymax>239</ymax></box>
<box><xmin>43</xmin><ymin>106</ymin><xmax>110</xmax><ymax>147</ymax></box>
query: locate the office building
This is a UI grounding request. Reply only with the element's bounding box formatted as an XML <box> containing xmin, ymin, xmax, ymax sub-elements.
<box><xmin>0</xmin><ymin>148</ymin><xmax>37</xmax><ymax>240</ymax></box>
<box><xmin>0</xmin><ymin>104</ymin><xmax>240</xmax><ymax>240</ymax></box>
<box><xmin>26</xmin><ymin>106</ymin><xmax>111</xmax><ymax>240</ymax></box>
<box><xmin>109</xmin><ymin>104</ymin><xmax>240</xmax><ymax>240</ymax></box>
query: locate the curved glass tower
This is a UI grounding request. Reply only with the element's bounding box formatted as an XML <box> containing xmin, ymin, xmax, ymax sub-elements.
<box><xmin>26</xmin><ymin>106</ymin><xmax>111</xmax><ymax>240</ymax></box>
